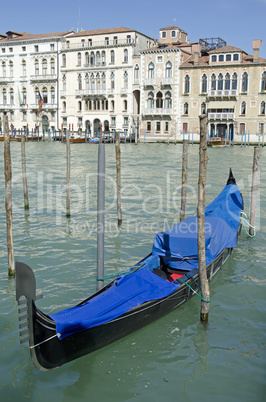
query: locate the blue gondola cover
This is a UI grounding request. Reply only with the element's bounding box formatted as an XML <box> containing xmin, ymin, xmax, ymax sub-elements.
<box><xmin>51</xmin><ymin>184</ymin><xmax>242</xmax><ymax>339</ymax></box>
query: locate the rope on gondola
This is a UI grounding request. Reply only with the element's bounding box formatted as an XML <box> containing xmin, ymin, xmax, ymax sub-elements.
<box><xmin>175</xmin><ymin>278</ymin><xmax>210</xmax><ymax>303</ymax></box>
<box><xmin>241</xmin><ymin>211</ymin><xmax>256</xmax><ymax>238</ymax></box>
<box><xmin>29</xmin><ymin>333</ymin><xmax>60</xmax><ymax>349</ymax></box>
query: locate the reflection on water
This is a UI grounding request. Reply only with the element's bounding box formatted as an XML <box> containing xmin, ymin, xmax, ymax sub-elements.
<box><xmin>0</xmin><ymin>142</ymin><xmax>265</xmax><ymax>401</ymax></box>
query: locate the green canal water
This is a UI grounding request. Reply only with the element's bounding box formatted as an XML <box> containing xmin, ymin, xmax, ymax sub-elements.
<box><xmin>0</xmin><ymin>141</ymin><xmax>265</xmax><ymax>402</ymax></box>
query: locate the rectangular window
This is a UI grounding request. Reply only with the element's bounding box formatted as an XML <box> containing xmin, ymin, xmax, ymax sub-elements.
<box><xmin>127</xmin><ymin>35</ymin><xmax>131</xmax><ymax>43</ymax></box>
<box><xmin>35</xmin><ymin>45</ymin><xmax>39</xmax><ymax>52</ymax></box>
<box><xmin>23</xmin><ymin>111</ymin><xmax>27</xmax><ymax>121</ymax></box>
<box><xmin>2</xmin><ymin>48</ymin><xmax>5</xmax><ymax>53</ymax></box>
<box><xmin>9</xmin><ymin>47</ymin><xmax>13</xmax><ymax>53</ymax></box>
<box><xmin>211</xmin><ymin>55</ymin><xmax>217</xmax><ymax>62</ymax></box>
<box><xmin>157</xmin><ymin>56</ymin><xmax>163</xmax><ymax>63</ymax></box>
<box><xmin>156</xmin><ymin>122</ymin><xmax>161</xmax><ymax>132</ymax></box>
<box><xmin>111</xmin><ymin>117</ymin><xmax>116</xmax><ymax>126</ymax></box>
<box><xmin>233</xmin><ymin>54</ymin><xmax>239</xmax><ymax>61</ymax></box>
<box><xmin>81</xmin><ymin>39</ymin><xmax>85</xmax><ymax>47</ymax></box>
<box><xmin>226</xmin><ymin>54</ymin><xmax>231</xmax><ymax>61</ymax></box>
<box><xmin>105</xmin><ymin>37</ymin><xmax>109</xmax><ymax>45</ymax></box>
<box><xmin>88</xmin><ymin>39</ymin><xmax>92</xmax><ymax>46</ymax></box>
<box><xmin>219</xmin><ymin>55</ymin><xmax>224</xmax><ymax>62</ymax></box>
<box><xmin>165</xmin><ymin>122</ymin><xmax>169</xmax><ymax>132</ymax></box>
<box><xmin>113</xmin><ymin>36</ymin><xmax>118</xmax><ymax>44</ymax></box>
<box><xmin>22</xmin><ymin>46</ymin><xmax>26</xmax><ymax>52</ymax></box>
<box><xmin>50</xmin><ymin>44</ymin><xmax>55</xmax><ymax>51</ymax></box>
<box><xmin>147</xmin><ymin>122</ymin><xmax>151</xmax><ymax>131</ymax></box>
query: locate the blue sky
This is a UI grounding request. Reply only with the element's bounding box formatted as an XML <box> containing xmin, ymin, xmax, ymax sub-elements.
<box><xmin>2</xmin><ymin>0</ymin><xmax>266</xmax><ymax>58</ymax></box>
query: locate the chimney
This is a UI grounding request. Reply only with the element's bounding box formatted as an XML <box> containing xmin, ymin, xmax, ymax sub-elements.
<box><xmin>252</xmin><ymin>39</ymin><xmax>262</xmax><ymax>63</ymax></box>
<box><xmin>193</xmin><ymin>43</ymin><xmax>201</xmax><ymax>65</ymax></box>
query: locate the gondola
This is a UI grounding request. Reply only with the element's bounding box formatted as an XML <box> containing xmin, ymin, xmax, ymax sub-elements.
<box><xmin>16</xmin><ymin>170</ymin><xmax>243</xmax><ymax>371</ymax></box>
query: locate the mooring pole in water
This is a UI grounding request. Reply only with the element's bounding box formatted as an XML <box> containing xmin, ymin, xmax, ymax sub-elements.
<box><xmin>198</xmin><ymin>115</ymin><xmax>210</xmax><ymax>323</ymax></box>
<box><xmin>97</xmin><ymin>143</ymin><xmax>105</xmax><ymax>290</ymax></box>
<box><xmin>180</xmin><ymin>139</ymin><xmax>189</xmax><ymax>222</ymax></box>
<box><xmin>115</xmin><ymin>131</ymin><xmax>122</xmax><ymax>226</ymax></box>
<box><xmin>4</xmin><ymin>113</ymin><xmax>15</xmax><ymax>277</ymax></box>
<box><xmin>249</xmin><ymin>146</ymin><xmax>261</xmax><ymax>236</ymax></box>
<box><xmin>66</xmin><ymin>130</ymin><xmax>70</xmax><ymax>218</ymax></box>
<box><xmin>21</xmin><ymin>133</ymin><xmax>29</xmax><ymax>210</ymax></box>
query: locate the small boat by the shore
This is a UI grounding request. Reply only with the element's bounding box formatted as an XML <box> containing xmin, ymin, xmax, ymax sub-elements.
<box><xmin>16</xmin><ymin>170</ymin><xmax>243</xmax><ymax>371</ymax></box>
<box><xmin>208</xmin><ymin>136</ymin><xmax>230</xmax><ymax>147</ymax></box>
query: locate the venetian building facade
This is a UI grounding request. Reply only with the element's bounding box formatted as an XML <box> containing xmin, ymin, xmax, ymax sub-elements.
<box><xmin>137</xmin><ymin>26</ymin><xmax>194</xmax><ymax>140</ymax></box>
<box><xmin>60</xmin><ymin>27</ymin><xmax>156</xmax><ymax>136</ymax></box>
<box><xmin>179</xmin><ymin>39</ymin><xmax>266</xmax><ymax>139</ymax></box>
<box><xmin>0</xmin><ymin>30</ymin><xmax>73</xmax><ymax>132</ymax></box>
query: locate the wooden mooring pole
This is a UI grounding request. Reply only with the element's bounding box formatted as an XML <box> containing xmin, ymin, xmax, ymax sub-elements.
<box><xmin>197</xmin><ymin>115</ymin><xmax>210</xmax><ymax>323</ymax></box>
<box><xmin>4</xmin><ymin>113</ymin><xmax>15</xmax><ymax>277</ymax></box>
<box><xmin>249</xmin><ymin>146</ymin><xmax>261</xmax><ymax>236</ymax></box>
<box><xmin>180</xmin><ymin>139</ymin><xmax>189</xmax><ymax>221</ymax></box>
<box><xmin>97</xmin><ymin>143</ymin><xmax>105</xmax><ymax>290</ymax></box>
<box><xmin>115</xmin><ymin>131</ymin><xmax>122</xmax><ymax>226</ymax></box>
<box><xmin>21</xmin><ymin>133</ymin><xmax>29</xmax><ymax>210</ymax></box>
<box><xmin>66</xmin><ymin>130</ymin><xmax>70</xmax><ymax>217</ymax></box>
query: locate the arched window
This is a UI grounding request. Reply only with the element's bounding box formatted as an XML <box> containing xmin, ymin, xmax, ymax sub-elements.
<box><xmin>42</xmin><ymin>59</ymin><xmax>47</xmax><ymax>75</ymax></box>
<box><xmin>96</xmin><ymin>73</ymin><xmax>101</xmax><ymax>90</ymax></box>
<box><xmin>261</xmin><ymin>101</ymin><xmax>265</xmax><ymax>115</ymax></box>
<box><xmin>51</xmin><ymin>58</ymin><xmax>55</xmax><ymax>75</ymax></box>
<box><xmin>3</xmin><ymin>88</ymin><xmax>7</xmax><ymax>104</ymax></box>
<box><xmin>2</xmin><ymin>62</ymin><xmax>6</xmax><ymax>77</ymax></box>
<box><xmin>62</xmin><ymin>101</ymin><xmax>66</xmax><ymax>112</ymax></box>
<box><xmin>35</xmin><ymin>88</ymin><xmax>40</xmax><ymax>104</ymax></box>
<box><xmin>218</xmin><ymin>73</ymin><xmax>223</xmax><ymax>90</ymax></box>
<box><xmin>35</xmin><ymin>59</ymin><xmax>39</xmax><ymax>75</ymax></box>
<box><xmin>110</xmin><ymin>72</ymin><xmax>115</xmax><ymax>89</ymax></box>
<box><xmin>124</xmin><ymin>49</ymin><xmax>128</xmax><ymax>63</ymax></box>
<box><xmin>10</xmin><ymin>88</ymin><xmax>14</xmax><ymax>104</ymax></box>
<box><xmin>22</xmin><ymin>87</ymin><xmax>27</xmax><ymax>105</ymax></box>
<box><xmin>51</xmin><ymin>87</ymin><xmax>55</xmax><ymax>104</ymax></box>
<box><xmin>134</xmin><ymin>64</ymin><xmax>139</xmax><ymax>80</ymax></box>
<box><xmin>211</xmin><ymin>73</ymin><xmax>216</xmax><ymax>90</ymax></box>
<box><xmin>111</xmin><ymin>100</ymin><xmax>115</xmax><ymax>111</ymax></box>
<box><xmin>124</xmin><ymin>100</ymin><xmax>127</xmax><ymax>111</ymax></box>
<box><xmin>9</xmin><ymin>61</ymin><xmax>13</xmax><ymax>77</ymax></box>
<box><xmin>225</xmin><ymin>73</ymin><xmax>230</xmax><ymax>90</ymax></box>
<box><xmin>85</xmin><ymin>52</ymin><xmax>89</xmax><ymax>65</ymax></box>
<box><xmin>77</xmin><ymin>52</ymin><xmax>82</xmax><ymax>66</ymax></box>
<box><xmin>42</xmin><ymin>87</ymin><xmax>48</xmax><ymax>103</ymax></box>
<box><xmin>232</xmin><ymin>72</ymin><xmax>238</xmax><ymax>90</ymax></box>
<box><xmin>184</xmin><ymin>102</ymin><xmax>189</xmax><ymax>115</ymax></box>
<box><xmin>110</xmin><ymin>50</ymin><xmax>115</xmax><ymax>64</ymax></box>
<box><xmin>62</xmin><ymin>54</ymin><xmax>66</xmax><ymax>67</ymax></box>
<box><xmin>184</xmin><ymin>75</ymin><xmax>190</xmax><ymax>93</ymax></box>
<box><xmin>165</xmin><ymin>91</ymin><xmax>172</xmax><ymax>108</ymax></box>
<box><xmin>22</xmin><ymin>60</ymin><xmax>26</xmax><ymax>76</ymax></box>
<box><xmin>102</xmin><ymin>51</ymin><xmax>106</xmax><ymax>65</ymax></box>
<box><xmin>78</xmin><ymin>74</ymin><xmax>82</xmax><ymax>90</ymax></box>
<box><xmin>156</xmin><ymin>91</ymin><xmax>163</xmax><ymax>108</ymax></box>
<box><xmin>165</xmin><ymin>61</ymin><xmax>172</xmax><ymax>78</ymax></box>
<box><xmin>62</xmin><ymin>75</ymin><xmax>66</xmax><ymax>91</ymax></box>
<box><xmin>242</xmin><ymin>72</ymin><xmax>248</xmax><ymax>92</ymax></box>
<box><xmin>148</xmin><ymin>62</ymin><xmax>155</xmax><ymax>79</ymax></box>
<box><xmin>78</xmin><ymin>101</ymin><xmax>82</xmax><ymax>111</ymax></box>
<box><xmin>102</xmin><ymin>73</ymin><xmax>106</xmax><ymax>90</ymax></box>
<box><xmin>96</xmin><ymin>51</ymin><xmax>100</xmax><ymax>65</ymax></box>
<box><xmin>90</xmin><ymin>52</ymin><xmax>95</xmax><ymax>66</ymax></box>
<box><xmin>147</xmin><ymin>92</ymin><xmax>154</xmax><ymax>108</ymax></box>
<box><xmin>85</xmin><ymin>73</ymin><xmax>89</xmax><ymax>89</ymax></box>
<box><xmin>123</xmin><ymin>71</ymin><xmax>128</xmax><ymax>89</ymax></box>
<box><xmin>241</xmin><ymin>101</ymin><xmax>246</xmax><ymax>115</ymax></box>
<box><xmin>202</xmin><ymin>74</ymin><xmax>207</xmax><ymax>93</ymax></box>
<box><xmin>91</xmin><ymin>73</ymin><xmax>95</xmax><ymax>90</ymax></box>
<box><xmin>201</xmin><ymin>102</ymin><xmax>206</xmax><ymax>115</ymax></box>
<box><xmin>261</xmin><ymin>71</ymin><xmax>266</xmax><ymax>92</ymax></box>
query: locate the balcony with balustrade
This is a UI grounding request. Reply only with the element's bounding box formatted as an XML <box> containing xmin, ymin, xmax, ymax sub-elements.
<box><xmin>142</xmin><ymin>107</ymin><xmax>173</xmax><ymax>116</ymax></box>
<box><xmin>30</xmin><ymin>74</ymin><xmax>57</xmax><ymax>83</ymax></box>
<box><xmin>75</xmin><ymin>89</ymin><xmax>107</xmax><ymax>98</ymax></box>
<box><xmin>208</xmin><ymin>112</ymin><xmax>235</xmax><ymax>120</ymax></box>
<box><xmin>207</xmin><ymin>89</ymin><xmax>237</xmax><ymax>99</ymax></box>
